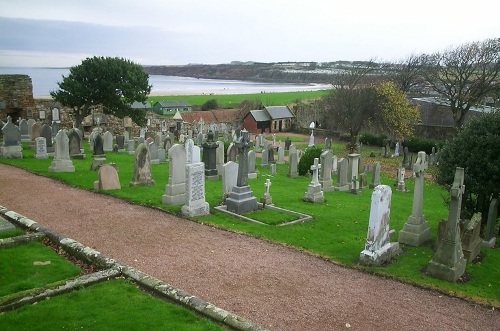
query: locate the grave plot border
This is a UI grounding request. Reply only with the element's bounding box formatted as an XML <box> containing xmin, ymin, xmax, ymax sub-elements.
<box><xmin>214</xmin><ymin>203</ymin><xmax>313</xmax><ymax>226</ymax></box>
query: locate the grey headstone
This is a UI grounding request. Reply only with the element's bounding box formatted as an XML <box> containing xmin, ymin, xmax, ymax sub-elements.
<box><xmin>162</xmin><ymin>144</ymin><xmax>186</xmax><ymax>205</ymax></box>
<box><xmin>129</xmin><ymin>143</ymin><xmax>155</xmax><ymax>186</ymax></box>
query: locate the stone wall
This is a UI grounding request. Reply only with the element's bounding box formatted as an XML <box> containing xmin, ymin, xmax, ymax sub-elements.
<box><xmin>0</xmin><ymin>75</ymin><xmax>36</xmax><ymax>123</ymax></box>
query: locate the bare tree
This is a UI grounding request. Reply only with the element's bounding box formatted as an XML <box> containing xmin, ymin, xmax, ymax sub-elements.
<box><xmin>388</xmin><ymin>53</ymin><xmax>425</xmax><ymax>94</ymax></box>
<box><xmin>421</xmin><ymin>38</ymin><xmax>500</xmax><ymax>131</ymax></box>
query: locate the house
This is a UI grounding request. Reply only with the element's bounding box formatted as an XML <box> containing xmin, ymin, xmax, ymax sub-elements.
<box><xmin>242</xmin><ymin>105</ymin><xmax>294</xmax><ymax>133</ymax></box>
<box><xmin>152</xmin><ymin>100</ymin><xmax>192</xmax><ymax>115</ymax></box>
<box><xmin>131</xmin><ymin>101</ymin><xmax>152</xmax><ymax>110</ymax></box>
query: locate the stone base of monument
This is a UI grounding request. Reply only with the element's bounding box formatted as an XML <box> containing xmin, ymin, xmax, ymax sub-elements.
<box><xmin>427</xmin><ymin>240</ymin><xmax>466</xmax><ymax>282</ymax></box>
<box><xmin>0</xmin><ymin>145</ymin><xmax>23</xmax><ymax>159</ymax></box>
<box><xmin>48</xmin><ymin>159</ymin><xmax>75</xmax><ymax>173</ymax></box>
<box><xmin>162</xmin><ymin>184</ymin><xmax>186</xmax><ymax>205</ymax></box>
<box><xmin>260</xmin><ymin>194</ymin><xmax>272</xmax><ymax>206</ymax></box>
<box><xmin>90</xmin><ymin>156</ymin><xmax>106</xmax><ymax>171</ymax></box>
<box><xmin>398</xmin><ymin>218</ymin><xmax>431</xmax><ymax>246</ymax></box>
<box><xmin>226</xmin><ymin>186</ymin><xmax>258</xmax><ymax>214</ymax></box>
<box><xmin>359</xmin><ymin>241</ymin><xmax>401</xmax><ymax>267</ymax></box>
<box><xmin>303</xmin><ymin>184</ymin><xmax>324</xmax><ymax>203</ymax></box>
<box><xmin>181</xmin><ymin>201</ymin><xmax>210</xmax><ymax>217</ymax></box>
<box><xmin>320</xmin><ymin>179</ymin><xmax>334</xmax><ymax>192</ymax></box>
<box><xmin>334</xmin><ymin>184</ymin><xmax>349</xmax><ymax>191</ymax></box>
<box><xmin>482</xmin><ymin>237</ymin><xmax>496</xmax><ymax>248</ymax></box>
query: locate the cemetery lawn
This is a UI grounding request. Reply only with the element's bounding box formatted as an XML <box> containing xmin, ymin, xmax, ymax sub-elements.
<box><xmin>1</xmin><ymin>141</ymin><xmax>499</xmax><ymax>307</ymax></box>
<box><xmin>0</xmin><ymin>279</ymin><xmax>224</xmax><ymax>331</ymax></box>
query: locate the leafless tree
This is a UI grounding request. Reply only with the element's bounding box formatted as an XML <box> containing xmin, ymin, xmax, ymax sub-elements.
<box><xmin>387</xmin><ymin>53</ymin><xmax>425</xmax><ymax>94</ymax></box>
<box><xmin>421</xmin><ymin>38</ymin><xmax>500</xmax><ymax>131</ymax></box>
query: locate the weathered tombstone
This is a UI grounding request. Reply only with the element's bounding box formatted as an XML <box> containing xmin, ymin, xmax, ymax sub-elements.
<box><xmin>185</xmin><ymin>139</ymin><xmax>195</xmax><ymax>164</ymax></box>
<box><xmin>461</xmin><ymin>213</ymin><xmax>482</xmax><ymax>262</ymax></box>
<box><xmin>40</xmin><ymin>124</ymin><xmax>53</xmax><ymax>153</ymax></box>
<box><xmin>348</xmin><ymin>153</ymin><xmax>360</xmax><ymax>191</ymax></box>
<box><xmin>392</xmin><ymin>142</ymin><xmax>400</xmax><ymax>157</ymax></box>
<box><xmin>320</xmin><ymin>150</ymin><xmax>334</xmax><ymax>192</ymax></box>
<box><xmin>369</xmin><ymin>162</ymin><xmax>381</xmax><ymax>189</ymax></box>
<box><xmin>227</xmin><ymin>142</ymin><xmax>237</xmax><ymax>162</ymax></box>
<box><xmin>181</xmin><ymin>162</ymin><xmax>210</xmax><ymax>217</ymax></box>
<box><xmin>102</xmin><ymin>131</ymin><xmax>113</xmax><ymax>152</ymax></box>
<box><xmin>261</xmin><ymin>143</ymin><xmax>269</xmax><ymax>168</ymax></box>
<box><xmin>127</xmin><ymin>140</ymin><xmax>135</xmax><ymax>155</ymax></box>
<box><xmin>268</xmin><ymin>146</ymin><xmax>275</xmax><ymax>163</ymax></box>
<box><xmin>308</xmin><ymin>131</ymin><xmax>314</xmax><ymax>147</ymax></box>
<box><xmin>225</xmin><ymin>130</ymin><xmax>258</xmax><ymax>214</ymax></box>
<box><xmin>270</xmin><ymin>163</ymin><xmax>276</xmax><ymax>175</ymax></box>
<box><xmin>202</xmin><ymin>131</ymin><xmax>218</xmax><ymax>179</ymax></box>
<box><xmin>260</xmin><ymin>179</ymin><xmax>273</xmax><ymax>205</ymax></box>
<box><xmin>197</xmin><ymin>132</ymin><xmax>204</xmax><ymax>146</ymax></box>
<box><xmin>396</xmin><ymin>167</ymin><xmax>407</xmax><ymax>192</ymax></box>
<box><xmin>30</xmin><ymin>123</ymin><xmax>41</xmax><ymax>148</ymax></box>
<box><xmin>277</xmin><ymin>146</ymin><xmax>285</xmax><ymax>164</ymax></box>
<box><xmin>162</xmin><ymin>144</ymin><xmax>186</xmax><ymax>205</ymax></box>
<box><xmin>193</xmin><ymin>146</ymin><xmax>201</xmax><ymax>163</ymax></box>
<box><xmin>19</xmin><ymin>119</ymin><xmax>30</xmax><ymax>142</ymax></box>
<box><xmin>149</xmin><ymin>141</ymin><xmax>159</xmax><ymax>164</ymax></box>
<box><xmin>123</xmin><ymin>130</ymin><xmax>130</xmax><ymax>143</ymax></box>
<box><xmin>289</xmin><ymin>144</ymin><xmax>297</xmax><ymax>157</ymax></box>
<box><xmin>287</xmin><ymin>151</ymin><xmax>299</xmax><ymax>178</ymax></box>
<box><xmin>430</xmin><ymin>147</ymin><xmax>436</xmax><ymax>165</ymax></box>
<box><xmin>137</xmin><ymin>136</ymin><xmax>145</xmax><ymax>146</ymax></box>
<box><xmin>158</xmin><ymin>148</ymin><xmax>166</xmax><ymax>163</ymax></box>
<box><xmin>398</xmin><ymin>151</ymin><xmax>431</xmax><ymax>246</ymax></box>
<box><xmin>116</xmin><ymin>135</ymin><xmax>125</xmax><ymax>152</ymax></box>
<box><xmin>216</xmin><ymin>141</ymin><xmax>225</xmax><ymax>173</ymax></box>
<box><xmin>427</xmin><ymin>167</ymin><xmax>467</xmax><ymax>282</ymax></box>
<box><xmin>94</xmin><ymin>164</ymin><xmax>121</xmax><ymax>190</ymax></box>
<box><xmin>248</xmin><ymin>150</ymin><xmax>257</xmax><ymax>179</ymax></box>
<box><xmin>334</xmin><ymin>158</ymin><xmax>349</xmax><ymax>191</ymax></box>
<box><xmin>163</xmin><ymin>139</ymin><xmax>172</xmax><ymax>154</ymax></box>
<box><xmin>222</xmin><ymin>161</ymin><xmax>239</xmax><ymax>196</ymax></box>
<box><xmin>359</xmin><ymin>185</ymin><xmax>400</xmax><ymax>266</ymax></box>
<box><xmin>27</xmin><ymin>118</ymin><xmax>36</xmax><ymax>138</ymax></box>
<box><xmin>129</xmin><ymin>143</ymin><xmax>155</xmax><ymax>186</ymax></box>
<box><xmin>90</xmin><ymin>134</ymin><xmax>106</xmax><ymax>171</ymax></box>
<box><xmin>332</xmin><ymin>155</ymin><xmax>338</xmax><ymax>174</ymax></box>
<box><xmin>284</xmin><ymin>136</ymin><xmax>291</xmax><ymax>151</ymax></box>
<box><xmin>402</xmin><ymin>147</ymin><xmax>409</xmax><ymax>168</ymax></box>
<box><xmin>34</xmin><ymin>136</ymin><xmax>48</xmax><ymax>159</ymax></box>
<box><xmin>0</xmin><ymin>116</ymin><xmax>23</xmax><ymax>158</ymax></box>
<box><xmin>254</xmin><ymin>135</ymin><xmax>261</xmax><ymax>153</ymax></box>
<box><xmin>68</xmin><ymin>129</ymin><xmax>84</xmax><ymax>159</ymax></box>
<box><xmin>483</xmin><ymin>198</ymin><xmax>498</xmax><ymax>248</ymax></box>
<box><xmin>51</xmin><ymin>121</ymin><xmax>58</xmax><ymax>138</ymax></box>
<box><xmin>303</xmin><ymin>158</ymin><xmax>324</xmax><ymax>203</ymax></box>
<box><xmin>48</xmin><ymin>130</ymin><xmax>75</xmax><ymax>172</ymax></box>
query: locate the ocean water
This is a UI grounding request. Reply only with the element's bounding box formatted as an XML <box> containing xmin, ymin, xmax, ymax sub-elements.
<box><xmin>0</xmin><ymin>67</ymin><xmax>331</xmax><ymax>97</ymax></box>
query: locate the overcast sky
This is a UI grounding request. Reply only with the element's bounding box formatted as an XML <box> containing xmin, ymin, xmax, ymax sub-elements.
<box><xmin>1</xmin><ymin>0</ymin><xmax>499</xmax><ymax>67</ymax></box>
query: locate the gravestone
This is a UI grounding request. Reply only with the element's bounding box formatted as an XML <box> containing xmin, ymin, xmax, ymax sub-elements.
<box><xmin>260</xmin><ymin>179</ymin><xmax>273</xmax><ymax>205</ymax></box>
<box><xmin>30</xmin><ymin>123</ymin><xmax>41</xmax><ymax>148</ymax></box>
<box><xmin>91</xmin><ymin>134</ymin><xmax>106</xmax><ymax>171</ymax></box>
<box><xmin>94</xmin><ymin>164</ymin><xmax>121</xmax><ymax>190</ymax></box>
<box><xmin>193</xmin><ymin>146</ymin><xmax>201</xmax><ymax>163</ymax></box>
<box><xmin>68</xmin><ymin>129</ymin><xmax>84</xmax><ymax>159</ymax></box>
<box><xmin>359</xmin><ymin>185</ymin><xmax>400</xmax><ymax>266</ymax></box>
<box><xmin>248</xmin><ymin>150</ymin><xmax>257</xmax><ymax>179</ymax></box>
<box><xmin>163</xmin><ymin>138</ymin><xmax>172</xmax><ymax>153</ymax></box>
<box><xmin>261</xmin><ymin>143</ymin><xmax>269</xmax><ymax>168</ymax></box>
<box><xmin>277</xmin><ymin>146</ymin><xmax>285</xmax><ymax>164</ymax></box>
<box><xmin>197</xmin><ymin>132</ymin><xmax>204</xmax><ymax>146</ymax></box>
<box><xmin>51</xmin><ymin>122</ymin><xmax>58</xmax><ymax>138</ymax></box>
<box><xmin>254</xmin><ymin>135</ymin><xmax>261</xmax><ymax>152</ymax></box>
<box><xmin>396</xmin><ymin>167</ymin><xmax>407</xmax><ymax>192</ymax></box>
<box><xmin>181</xmin><ymin>162</ymin><xmax>210</xmax><ymax>217</ymax></box>
<box><xmin>162</xmin><ymin>144</ymin><xmax>186</xmax><ymax>205</ymax></box>
<box><xmin>149</xmin><ymin>141</ymin><xmax>160</xmax><ymax>164</ymax></box>
<box><xmin>270</xmin><ymin>163</ymin><xmax>276</xmax><ymax>175</ymax></box>
<box><xmin>222</xmin><ymin>161</ymin><xmax>238</xmax><ymax>196</ymax></box>
<box><xmin>308</xmin><ymin>131</ymin><xmax>314</xmax><ymax>147</ymax></box>
<box><xmin>202</xmin><ymin>131</ymin><xmax>218</xmax><ymax>179</ymax></box>
<box><xmin>34</xmin><ymin>136</ymin><xmax>48</xmax><ymax>159</ymax></box>
<box><xmin>137</xmin><ymin>136</ymin><xmax>145</xmax><ymax>146</ymax></box>
<box><xmin>427</xmin><ymin>167</ymin><xmax>467</xmax><ymax>282</ymax></box>
<box><xmin>48</xmin><ymin>130</ymin><xmax>75</xmax><ymax>172</ymax></box>
<box><xmin>185</xmin><ymin>139</ymin><xmax>195</xmax><ymax>164</ymax></box>
<box><xmin>116</xmin><ymin>135</ymin><xmax>125</xmax><ymax>152</ymax></box>
<box><xmin>483</xmin><ymin>198</ymin><xmax>498</xmax><ymax>248</ymax></box>
<box><xmin>303</xmin><ymin>158</ymin><xmax>324</xmax><ymax>203</ymax></box>
<box><xmin>129</xmin><ymin>143</ymin><xmax>155</xmax><ymax>186</ymax></box>
<box><xmin>284</xmin><ymin>136</ymin><xmax>291</xmax><ymax>151</ymax></box>
<box><xmin>332</xmin><ymin>155</ymin><xmax>338</xmax><ymax>174</ymax></box>
<box><xmin>225</xmin><ymin>130</ymin><xmax>258</xmax><ymax>214</ymax></box>
<box><xmin>19</xmin><ymin>119</ymin><xmax>30</xmax><ymax>142</ymax></box>
<box><xmin>348</xmin><ymin>153</ymin><xmax>360</xmax><ymax>191</ymax></box>
<box><xmin>268</xmin><ymin>146</ymin><xmax>275</xmax><ymax>163</ymax></box>
<box><xmin>127</xmin><ymin>140</ymin><xmax>135</xmax><ymax>154</ymax></box>
<box><xmin>334</xmin><ymin>158</ymin><xmax>349</xmax><ymax>191</ymax></box>
<box><xmin>430</xmin><ymin>147</ymin><xmax>436</xmax><ymax>165</ymax></box>
<box><xmin>1</xmin><ymin>116</ymin><xmax>23</xmax><ymax>158</ymax></box>
<box><xmin>158</xmin><ymin>148</ymin><xmax>166</xmax><ymax>163</ymax></box>
<box><xmin>227</xmin><ymin>143</ymin><xmax>237</xmax><ymax>162</ymax></box>
<box><xmin>402</xmin><ymin>147</ymin><xmax>409</xmax><ymax>168</ymax></box>
<box><xmin>102</xmin><ymin>131</ymin><xmax>114</xmax><ymax>152</ymax></box>
<box><xmin>392</xmin><ymin>142</ymin><xmax>400</xmax><ymax>157</ymax></box>
<box><xmin>369</xmin><ymin>162</ymin><xmax>381</xmax><ymax>189</ymax></box>
<box><xmin>398</xmin><ymin>151</ymin><xmax>431</xmax><ymax>246</ymax></box>
<box><xmin>287</xmin><ymin>151</ymin><xmax>299</xmax><ymax>178</ymax></box>
<box><xmin>320</xmin><ymin>150</ymin><xmax>334</xmax><ymax>192</ymax></box>
<box><xmin>461</xmin><ymin>213</ymin><xmax>482</xmax><ymax>262</ymax></box>
<box><xmin>289</xmin><ymin>145</ymin><xmax>297</xmax><ymax>157</ymax></box>
<box><xmin>216</xmin><ymin>141</ymin><xmax>225</xmax><ymax>174</ymax></box>
<box><xmin>123</xmin><ymin>130</ymin><xmax>130</xmax><ymax>143</ymax></box>
<box><xmin>27</xmin><ymin>118</ymin><xmax>36</xmax><ymax>138</ymax></box>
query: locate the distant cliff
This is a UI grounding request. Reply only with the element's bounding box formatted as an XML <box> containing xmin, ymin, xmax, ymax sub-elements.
<box><xmin>143</xmin><ymin>62</ymin><xmax>337</xmax><ymax>84</ymax></box>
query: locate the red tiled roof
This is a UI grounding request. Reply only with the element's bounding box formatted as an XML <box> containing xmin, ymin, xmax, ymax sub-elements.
<box><xmin>181</xmin><ymin>109</ymin><xmax>241</xmax><ymax>123</ymax></box>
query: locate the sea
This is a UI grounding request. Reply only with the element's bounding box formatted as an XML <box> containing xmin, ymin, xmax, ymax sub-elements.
<box><xmin>0</xmin><ymin>67</ymin><xmax>331</xmax><ymax>97</ymax></box>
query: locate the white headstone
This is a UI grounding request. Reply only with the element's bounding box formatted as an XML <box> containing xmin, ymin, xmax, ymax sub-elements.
<box><xmin>181</xmin><ymin>162</ymin><xmax>210</xmax><ymax>217</ymax></box>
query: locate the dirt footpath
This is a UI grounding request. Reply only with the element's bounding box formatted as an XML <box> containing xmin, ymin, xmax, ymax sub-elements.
<box><xmin>0</xmin><ymin>164</ymin><xmax>497</xmax><ymax>331</ymax></box>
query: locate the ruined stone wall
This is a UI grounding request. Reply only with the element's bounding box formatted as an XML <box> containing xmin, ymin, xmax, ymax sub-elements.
<box><xmin>0</xmin><ymin>75</ymin><xmax>36</xmax><ymax>122</ymax></box>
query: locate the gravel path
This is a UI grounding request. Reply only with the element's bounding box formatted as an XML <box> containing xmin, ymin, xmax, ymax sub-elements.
<box><xmin>0</xmin><ymin>163</ymin><xmax>498</xmax><ymax>331</ymax></box>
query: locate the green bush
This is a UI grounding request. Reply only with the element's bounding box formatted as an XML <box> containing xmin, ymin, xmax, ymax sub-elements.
<box><xmin>298</xmin><ymin>146</ymin><xmax>323</xmax><ymax>176</ymax></box>
<box><xmin>201</xmin><ymin>99</ymin><xmax>219</xmax><ymax>111</ymax></box>
<box><xmin>405</xmin><ymin>137</ymin><xmax>442</xmax><ymax>154</ymax></box>
<box><xmin>360</xmin><ymin>133</ymin><xmax>387</xmax><ymax>146</ymax></box>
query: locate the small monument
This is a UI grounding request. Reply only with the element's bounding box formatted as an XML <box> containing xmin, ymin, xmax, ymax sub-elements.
<box><xmin>260</xmin><ymin>179</ymin><xmax>273</xmax><ymax>205</ymax></box>
<box><xmin>308</xmin><ymin>121</ymin><xmax>315</xmax><ymax>147</ymax></box>
<box><xmin>369</xmin><ymin>162</ymin><xmax>381</xmax><ymax>189</ymax></box>
<box><xmin>162</xmin><ymin>144</ymin><xmax>186</xmax><ymax>205</ymax></box>
<box><xmin>225</xmin><ymin>130</ymin><xmax>258</xmax><ymax>214</ymax></box>
<box><xmin>94</xmin><ymin>164</ymin><xmax>121</xmax><ymax>190</ymax></box>
<box><xmin>48</xmin><ymin>130</ymin><xmax>75</xmax><ymax>172</ymax></box>
<box><xmin>334</xmin><ymin>158</ymin><xmax>349</xmax><ymax>191</ymax></box>
<box><xmin>398</xmin><ymin>151</ymin><xmax>431</xmax><ymax>246</ymax></box>
<box><xmin>427</xmin><ymin>167</ymin><xmax>467</xmax><ymax>282</ymax></box>
<box><xmin>288</xmin><ymin>151</ymin><xmax>299</xmax><ymax>178</ymax></box>
<box><xmin>319</xmin><ymin>150</ymin><xmax>334</xmax><ymax>192</ymax></box>
<box><xmin>68</xmin><ymin>129</ymin><xmax>84</xmax><ymax>159</ymax></box>
<box><xmin>181</xmin><ymin>162</ymin><xmax>210</xmax><ymax>217</ymax></box>
<box><xmin>303</xmin><ymin>158</ymin><xmax>324</xmax><ymax>203</ymax></box>
<box><xmin>34</xmin><ymin>136</ymin><xmax>48</xmax><ymax>159</ymax></box>
<box><xmin>359</xmin><ymin>185</ymin><xmax>401</xmax><ymax>266</ymax></box>
<box><xmin>483</xmin><ymin>198</ymin><xmax>498</xmax><ymax>248</ymax></box>
<box><xmin>1</xmin><ymin>116</ymin><xmax>23</xmax><ymax>158</ymax></box>
<box><xmin>461</xmin><ymin>213</ymin><xmax>483</xmax><ymax>262</ymax></box>
<box><xmin>129</xmin><ymin>143</ymin><xmax>155</xmax><ymax>186</ymax></box>
<box><xmin>222</xmin><ymin>161</ymin><xmax>238</xmax><ymax>196</ymax></box>
<box><xmin>202</xmin><ymin>130</ymin><xmax>219</xmax><ymax>180</ymax></box>
<box><xmin>248</xmin><ymin>150</ymin><xmax>257</xmax><ymax>179</ymax></box>
<box><xmin>90</xmin><ymin>134</ymin><xmax>106</xmax><ymax>171</ymax></box>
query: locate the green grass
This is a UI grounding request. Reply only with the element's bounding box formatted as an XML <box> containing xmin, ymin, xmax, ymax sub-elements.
<box><xmin>0</xmin><ymin>228</ymin><xmax>25</xmax><ymax>239</ymax></box>
<box><xmin>1</xmin><ymin>139</ymin><xmax>499</xmax><ymax>307</ymax></box>
<box><xmin>0</xmin><ymin>279</ymin><xmax>224</xmax><ymax>331</ymax></box>
<box><xmin>0</xmin><ymin>241</ymin><xmax>82</xmax><ymax>297</ymax></box>
<box><xmin>148</xmin><ymin>90</ymin><xmax>328</xmax><ymax>108</ymax></box>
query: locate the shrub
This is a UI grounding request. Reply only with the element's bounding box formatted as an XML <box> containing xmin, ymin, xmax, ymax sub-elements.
<box><xmin>405</xmin><ymin>137</ymin><xmax>443</xmax><ymax>154</ymax></box>
<box><xmin>360</xmin><ymin>133</ymin><xmax>387</xmax><ymax>146</ymax></box>
<box><xmin>201</xmin><ymin>99</ymin><xmax>218</xmax><ymax>111</ymax></box>
<box><xmin>298</xmin><ymin>146</ymin><xmax>323</xmax><ymax>176</ymax></box>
